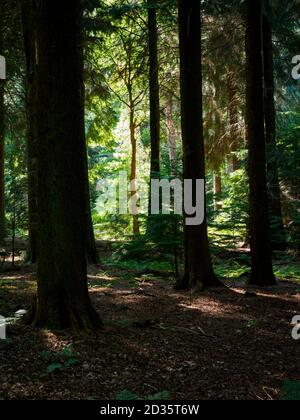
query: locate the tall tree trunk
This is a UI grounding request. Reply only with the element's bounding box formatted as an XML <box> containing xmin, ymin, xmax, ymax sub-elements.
<box><xmin>165</xmin><ymin>94</ymin><xmax>177</xmax><ymax>177</ymax></box>
<box><xmin>228</xmin><ymin>77</ymin><xmax>239</xmax><ymax>172</ymax></box>
<box><xmin>245</xmin><ymin>0</ymin><xmax>276</xmax><ymax>286</ymax></box>
<box><xmin>148</xmin><ymin>0</ymin><xmax>160</xmax><ymax>181</ymax></box>
<box><xmin>32</xmin><ymin>0</ymin><xmax>102</xmax><ymax>331</ymax></box>
<box><xmin>262</xmin><ymin>5</ymin><xmax>287</xmax><ymax>251</ymax></box>
<box><xmin>82</xmin><ymin>118</ymin><xmax>98</xmax><ymax>264</ymax></box>
<box><xmin>177</xmin><ymin>0</ymin><xmax>220</xmax><ymax>291</ymax></box>
<box><xmin>214</xmin><ymin>173</ymin><xmax>222</xmax><ymax>211</ymax></box>
<box><xmin>0</xmin><ymin>73</ymin><xmax>4</xmax><ymax>247</ymax></box>
<box><xmin>166</xmin><ymin>95</ymin><xmax>179</xmax><ymax>277</ymax></box>
<box><xmin>129</xmin><ymin>108</ymin><xmax>140</xmax><ymax>237</ymax></box>
<box><xmin>21</xmin><ymin>0</ymin><xmax>38</xmax><ymax>263</ymax></box>
<box><xmin>0</xmin><ymin>7</ymin><xmax>5</xmax><ymax>245</ymax></box>
<box><xmin>147</xmin><ymin>0</ymin><xmax>160</xmax><ymax>235</ymax></box>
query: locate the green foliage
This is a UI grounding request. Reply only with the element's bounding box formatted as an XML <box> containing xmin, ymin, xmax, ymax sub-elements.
<box><xmin>116</xmin><ymin>390</ymin><xmax>138</xmax><ymax>401</ymax></box>
<box><xmin>116</xmin><ymin>389</ymin><xmax>170</xmax><ymax>401</ymax></box>
<box><xmin>46</xmin><ymin>363</ymin><xmax>63</xmax><ymax>374</ymax></box>
<box><xmin>42</xmin><ymin>344</ymin><xmax>80</xmax><ymax>374</ymax></box>
<box><xmin>282</xmin><ymin>381</ymin><xmax>300</xmax><ymax>401</ymax></box>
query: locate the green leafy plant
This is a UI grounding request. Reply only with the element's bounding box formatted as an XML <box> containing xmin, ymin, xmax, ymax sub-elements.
<box><xmin>43</xmin><ymin>344</ymin><xmax>80</xmax><ymax>374</ymax></box>
<box><xmin>116</xmin><ymin>390</ymin><xmax>138</xmax><ymax>401</ymax></box>
<box><xmin>46</xmin><ymin>363</ymin><xmax>63</xmax><ymax>374</ymax></box>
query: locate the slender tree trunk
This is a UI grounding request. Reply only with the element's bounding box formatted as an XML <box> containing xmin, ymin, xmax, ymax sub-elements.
<box><xmin>82</xmin><ymin>117</ymin><xmax>98</xmax><ymax>264</ymax></box>
<box><xmin>21</xmin><ymin>0</ymin><xmax>38</xmax><ymax>263</ymax></box>
<box><xmin>214</xmin><ymin>173</ymin><xmax>222</xmax><ymax>211</ymax></box>
<box><xmin>245</xmin><ymin>0</ymin><xmax>276</xmax><ymax>286</ymax></box>
<box><xmin>0</xmin><ymin>11</ymin><xmax>5</xmax><ymax>245</ymax></box>
<box><xmin>0</xmin><ymin>75</ymin><xmax>4</xmax><ymax>246</ymax></box>
<box><xmin>228</xmin><ymin>77</ymin><xmax>239</xmax><ymax>172</ymax></box>
<box><xmin>177</xmin><ymin>0</ymin><xmax>220</xmax><ymax>291</ymax></box>
<box><xmin>148</xmin><ymin>0</ymin><xmax>160</xmax><ymax>182</ymax></box>
<box><xmin>32</xmin><ymin>0</ymin><xmax>102</xmax><ymax>331</ymax></box>
<box><xmin>262</xmin><ymin>6</ymin><xmax>287</xmax><ymax>251</ymax></box>
<box><xmin>86</xmin><ymin>206</ymin><xmax>98</xmax><ymax>263</ymax></box>
<box><xmin>129</xmin><ymin>108</ymin><xmax>140</xmax><ymax>237</ymax></box>
<box><xmin>147</xmin><ymin>0</ymin><xmax>161</xmax><ymax>235</ymax></box>
<box><xmin>165</xmin><ymin>94</ymin><xmax>177</xmax><ymax>177</ymax></box>
<box><xmin>166</xmin><ymin>95</ymin><xmax>179</xmax><ymax>277</ymax></box>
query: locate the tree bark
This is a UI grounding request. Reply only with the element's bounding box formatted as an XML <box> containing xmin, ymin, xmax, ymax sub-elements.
<box><xmin>214</xmin><ymin>174</ymin><xmax>222</xmax><ymax>211</ymax></box>
<box><xmin>245</xmin><ymin>0</ymin><xmax>276</xmax><ymax>286</ymax></box>
<box><xmin>148</xmin><ymin>0</ymin><xmax>160</xmax><ymax>181</ymax></box>
<box><xmin>262</xmin><ymin>5</ymin><xmax>287</xmax><ymax>251</ymax></box>
<box><xmin>0</xmin><ymin>70</ymin><xmax>4</xmax><ymax>246</ymax></box>
<box><xmin>147</xmin><ymin>0</ymin><xmax>160</xmax><ymax>235</ymax></box>
<box><xmin>20</xmin><ymin>0</ymin><xmax>38</xmax><ymax>263</ymax></box>
<box><xmin>177</xmin><ymin>0</ymin><xmax>220</xmax><ymax>291</ymax></box>
<box><xmin>147</xmin><ymin>0</ymin><xmax>161</xmax><ymax>235</ymax></box>
<box><xmin>165</xmin><ymin>94</ymin><xmax>177</xmax><ymax>177</ymax></box>
<box><xmin>0</xmin><ymin>5</ymin><xmax>5</xmax><ymax>245</ymax></box>
<box><xmin>129</xmin><ymin>108</ymin><xmax>140</xmax><ymax>237</ymax></box>
<box><xmin>32</xmin><ymin>0</ymin><xmax>102</xmax><ymax>331</ymax></box>
<box><xmin>228</xmin><ymin>77</ymin><xmax>239</xmax><ymax>172</ymax></box>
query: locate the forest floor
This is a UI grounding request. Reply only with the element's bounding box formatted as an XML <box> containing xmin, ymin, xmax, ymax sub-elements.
<box><xmin>0</xmin><ymin>241</ymin><xmax>299</xmax><ymax>400</ymax></box>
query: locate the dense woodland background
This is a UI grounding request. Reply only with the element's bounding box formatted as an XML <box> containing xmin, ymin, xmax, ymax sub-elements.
<box><xmin>0</xmin><ymin>0</ymin><xmax>299</xmax><ymax>401</ymax></box>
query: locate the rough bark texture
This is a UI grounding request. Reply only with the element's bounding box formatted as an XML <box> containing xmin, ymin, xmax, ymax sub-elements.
<box><xmin>32</xmin><ymin>0</ymin><xmax>102</xmax><ymax>331</ymax></box>
<box><xmin>177</xmin><ymin>0</ymin><xmax>220</xmax><ymax>291</ymax></box>
<box><xmin>245</xmin><ymin>0</ymin><xmax>276</xmax><ymax>286</ymax></box>
<box><xmin>262</xmin><ymin>6</ymin><xmax>287</xmax><ymax>251</ymax></box>
<box><xmin>21</xmin><ymin>0</ymin><xmax>38</xmax><ymax>263</ymax></box>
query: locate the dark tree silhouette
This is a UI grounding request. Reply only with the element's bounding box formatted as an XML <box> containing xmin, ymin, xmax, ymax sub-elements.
<box><xmin>262</xmin><ymin>2</ymin><xmax>287</xmax><ymax>251</ymax></box>
<box><xmin>245</xmin><ymin>0</ymin><xmax>276</xmax><ymax>286</ymax></box>
<box><xmin>176</xmin><ymin>0</ymin><xmax>220</xmax><ymax>291</ymax></box>
<box><xmin>30</xmin><ymin>0</ymin><xmax>102</xmax><ymax>331</ymax></box>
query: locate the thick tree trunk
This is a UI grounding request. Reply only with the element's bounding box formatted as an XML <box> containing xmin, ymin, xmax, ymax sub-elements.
<box><xmin>262</xmin><ymin>6</ymin><xmax>287</xmax><ymax>251</ymax></box>
<box><xmin>32</xmin><ymin>0</ymin><xmax>102</xmax><ymax>331</ymax></box>
<box><xmin>177</xmin><ymin>0</ymin><xmax>220</xmax><ymax>291</ymax></box>
<box><xmin>245</xmin><ymin>0</ymin><xmax>276</xmax><ymax>286</ymax></box>
<box><xmin>129</xmin><ymin>109</ymin><xmax>140</xmax><ymax>237</ymax></box>
<box><xmin>21</xmin><ymin>0</ymin><xmax>38</xmax><ymax>263</ymax></box>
